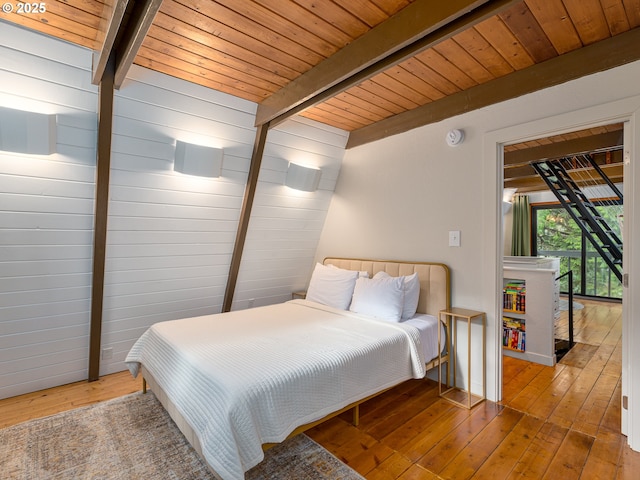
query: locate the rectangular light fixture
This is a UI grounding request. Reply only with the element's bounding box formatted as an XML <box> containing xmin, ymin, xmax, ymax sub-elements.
<box><xmin>0</xmin><ymin>106</ymin><xmax>56</xmax><ymax>155</ymax></box>
<box><xmin>174</xmin><ymin>141</ymin><xmax>223</xmax><ymax>177</ymax></box>
<box><xmin>285</xmin><ymin>162</ymin><xmax>321</xmax><ymax>192</ymax></box>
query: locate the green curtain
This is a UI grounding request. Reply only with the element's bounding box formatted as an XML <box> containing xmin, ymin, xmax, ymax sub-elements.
<box><xmin>511</xmin><ymin>194</ymin><xmax>531</xmax><ymax>256</ymax></box>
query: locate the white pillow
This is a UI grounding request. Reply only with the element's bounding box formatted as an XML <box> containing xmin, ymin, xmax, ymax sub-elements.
<box><xmin>349</xmin><ymin>276</ymin><xmax>404</xmax><ymax>322</ymax></box>
<box><xmin>328</xmin><ymin>264</ymin><xmax>369</xmax><ymax>278</ymax></box>
<box><xmin>374</xmin><ymin>271</ymin><xmax>420</xmax><ymax>319</ymax></box>
<box><xmin>306</xmin><ymin>263</ymin><xmax>359</xmax><ymax>310</ymax></box>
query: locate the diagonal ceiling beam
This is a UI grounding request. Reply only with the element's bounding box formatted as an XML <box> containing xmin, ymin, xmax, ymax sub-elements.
<box><xmin>255</xmin><ymin>0</ymin><xmax>519</xmax><ymax>128</ymax></box>
<box><xmin>92</xmin><ymin>0</ymin><xmax>131</xmax><ymax>84</ymax></box>
<box><xmin>89</xmin><ymin>53</ymin><xmax>116</xmax><ymax>381</ymax></box>
<box><xmin>347</xmin><ymin>27</ymin><xmax>640</xmax><ymax>149</ymax></box>
<box><xmin>223</xmin><ymin>123</ymin><xmax>270</xmax><ymax>313</ymax></box>
<box><xmin>91</xmin><ymin>0</ymin><xmax>163</xmax><ymax>88</ymax></box>
<box><xmin>113</xmin><ymin>0</ymin><xmax>163</xmax><ymax>89</ymax></box>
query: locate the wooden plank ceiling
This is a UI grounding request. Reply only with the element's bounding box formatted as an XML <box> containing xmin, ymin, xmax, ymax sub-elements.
<box><xmin>3</xmin><ymin>0</ymin><xmax>637</xmax><ymax>192</ymax></box>
<box><xmin>504</xmin><ymin>122</ymin><xmax>624</xmax><ymax>193</ymax></box>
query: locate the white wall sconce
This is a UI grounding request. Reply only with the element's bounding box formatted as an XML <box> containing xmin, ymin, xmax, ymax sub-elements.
<box><xmin>285</xmin><ymin>162</ymin><xmax>322</xmax><ymax>192</ymax></box>
<box><xmin>446</xmin><ymin>128</ymin><xmax>464</xmax><ymax>147</ymax></box>
<box><xmin>0</xmin><ymin>106</ymin><xmax>57</xmax><ymax>155</ymax></box>
<box><xmin>174</xmin><ymin>141</ymin><xmax>223</xmax><ymax>177</ymax></box>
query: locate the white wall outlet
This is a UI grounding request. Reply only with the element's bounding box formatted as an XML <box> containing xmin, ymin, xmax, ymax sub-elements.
<box><xmin>102</xmin><ymin>347</ymin><xmax>113</xmax><ymax>360</ymax></box>
<box><xmin>248</xmin><ymin>298</ymin><xmax>255</xmax><ymax>308</ymax></box>
<box><xmin>449</xmin><ymin>230</ymin><xmax>461</xmax><ymax>247</ymax></box>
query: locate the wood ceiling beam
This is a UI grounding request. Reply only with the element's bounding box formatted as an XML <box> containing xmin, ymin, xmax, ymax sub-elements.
<box><xmin>505</xmin><ymin>147</ymin><xmax>623</xmax><ymax>180</ymax></box>
<box><xmin>504</xmin><ymin>131</ymin><xmax>624</xmax><ymax>166</ymax></box>
<box><xmin>89</xmin><ymin>54</ymin><xmax>115</xmax><ymax>382</ymax></box>
<box><xmin>347</xmin><ymin>27</ymin><xmax>640</xmax><ymax>149</ymax></box>
<box><xmin>255</xmin><ymin>0</ymin><xmax>519</xmax><ymax>128</ymax></box>
<box><xmin>504</xmin><ymin>160</ymin><xmax>623</xmax><ymax>182</ymax></box>
<box><xmin>569</xmin><ymin>163</ymin><xmax>624</xmax><ymax>182</ymax></box>
<box><xmin>505</xmin><ymin>147</ymin><xmax>624</xmax><ymax>194</ymax></box>
<box><xmin>504</xmin><ymin>164</ymin><xmax>537</xmax><ymax>179</ymax></box>
<box><xmin>113</xmin><ymin>0</ymin><xmax>163</xmax><ymax>89</ymax></box>
<box><xmin>92</xmin><ymin>0</ymin><xmax>131</xmax><ymax>84</ymax></box>
<box><xmin>88</xmin><ymin>0</ymin><xmax>162</xmax><ymax>378</ymax></box>
<box><xmin>91</xmin><ymin>0</ymin><xmax>162</xmax><ymax>87</ymax></box>
<box><xmin>505</xmin><ymin>163</ymin><xmax>624</xmax><ymax>193</ymax></box>
<box><xmin>222</xmin><ymin>123</ymin><xmax>270</xmax><ymax>313</ymax></box>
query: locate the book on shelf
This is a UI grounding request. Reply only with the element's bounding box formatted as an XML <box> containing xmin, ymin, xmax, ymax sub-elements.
<box><xmin>503</xmin><ymin>279</ymin><xmax>526</xmax><ymax>313</ymax></box>
<box><xmin>503</xmin><ymin>316</ymin><xmax>526</xmax><ymax>352</ymax></box>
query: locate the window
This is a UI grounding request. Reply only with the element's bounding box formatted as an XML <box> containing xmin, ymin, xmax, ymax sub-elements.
<box><xmin>532</xmin><ymin>202</ymin><xmax>622</xmax><ymax>299</ymax></box>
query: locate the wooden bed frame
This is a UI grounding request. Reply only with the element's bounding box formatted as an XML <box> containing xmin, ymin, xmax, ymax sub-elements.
<box><xmin>142</xmin><ymin>257</ymin><xmax>450</xmax><ymax>476</ymax></box>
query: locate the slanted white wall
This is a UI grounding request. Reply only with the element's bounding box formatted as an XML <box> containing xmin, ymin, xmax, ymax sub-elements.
<box><xmin>99</xmin><ymin>66</ymin><xmax>257</xmax><ymax>375</ymax></box>
<box><xmin>100</xmin><ymin>67</ymin><xmax>347</xmax><ymax>375</ymax></box>
<box><xmin>317</xmin><ymin>59</ymin><xmax>640</xmax><ymax>410</ymax></box>
<box><xmin>0</xmin><ymin>23</ymin><xmax>98</xmax><ymax>399</ymax></box>
<box><xmin>233</xmin><ymin>118</ymin><xmax>347</xmax><ymax>309</ymax></box>
<box><xmin>0</xmin><ymin>22</ymin><xmax>347</xmax><ymax>392</ymax></box>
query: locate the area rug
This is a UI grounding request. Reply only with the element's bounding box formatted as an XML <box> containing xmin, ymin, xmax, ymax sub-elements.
<box><xmin>0</xmin><ymin>392</ymin><xmax>364</xmax><ymax>480</ymax></box>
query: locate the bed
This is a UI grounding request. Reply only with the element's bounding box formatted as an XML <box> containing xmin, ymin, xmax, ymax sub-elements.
<box><xmin>125</xmin><ymin>257</ymin><xmax>450</xmax><ymax>480</ymax></box>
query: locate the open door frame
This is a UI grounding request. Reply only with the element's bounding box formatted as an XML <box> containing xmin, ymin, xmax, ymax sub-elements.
<box><xmin>482</xmin><ymin>95</ymin><xmax>640</xmax><ymax>449</ymax></box>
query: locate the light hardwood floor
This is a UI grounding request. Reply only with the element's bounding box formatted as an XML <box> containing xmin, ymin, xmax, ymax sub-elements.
<box><xmin>0</xmin><ymin>368</ymin><xmax>142</xmax><ymax>430</ymax></box>
<box><xmin>2</xmin><ymin>299</ymin><xmax>638</xmax><ymax>479</ymax></box>
<box><xmin>307</xmin><ymin>298</ymin><xmax>638</xmax><ymax>479</ymax></box>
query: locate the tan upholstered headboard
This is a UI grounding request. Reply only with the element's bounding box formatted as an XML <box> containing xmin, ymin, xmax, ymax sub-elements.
<box><xmin>323</xmin><ymin>258</ymin><xmax>450</xmax><ymax>317</ymax></box>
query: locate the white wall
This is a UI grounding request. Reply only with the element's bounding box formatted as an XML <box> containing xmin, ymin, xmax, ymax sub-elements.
<box><xmin>317</xmin><ymin>59</ymin><xmax>640</xmax><ymax>405</ymax></box>
<box><xmin>0</xmin><ymin>21</ymin><xmax>347</xmax><ymax>392</ymax></box>
<box><xmin>0</xmin><ymin>22</ymin><xmax>98</xmax><ymax>398</ymax></box>
<box><xmin>100</xmin><ymin>67</ymin><xmax>347</xmax><ymax>375</ymax></box>
<box><xmin>234</xmin><ymin>118</ymin><xmax>347</xmax><ymax>309</ymax></box>
<box><xmin>99</xmin><ymin>66</ymin><xmax>257</xmax><ymax>375</ymax></box>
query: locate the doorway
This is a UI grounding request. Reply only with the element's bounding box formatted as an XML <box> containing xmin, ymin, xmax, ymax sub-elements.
<box><xmin>482</xmin><ymin>100</ymin><xmax>640</xmax><ymax>449</ymax></box>
<box><xmin>501</xmin><ymin>122</ymin><xmax>624</xmax><ymax>433</ymax></box>
<box><xmin>502</xmin><ymin>123</ymin><xmax>624</xmax><ymax>435</ymax></box>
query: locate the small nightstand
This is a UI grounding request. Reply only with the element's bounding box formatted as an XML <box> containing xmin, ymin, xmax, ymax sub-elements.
<box><xmin>438</xmin><ymin>307</ymin><xmax>486</xmax><ymax>409</ymax></box>
<box><xmin>292</xmin><ymin>291</ymin><xmax>307</xmax><ymax>300</ymax></box>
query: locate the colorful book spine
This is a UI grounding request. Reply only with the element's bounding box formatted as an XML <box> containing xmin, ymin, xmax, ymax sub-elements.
<box><xmin>502</xmin><ymin>316</ymin><xmax>526</xmax><ymax>352</ymax></box>
<box><xmin>503</xmin><ymin>280</ymin><xmax>526</xmax><ymax>313</ymax></box>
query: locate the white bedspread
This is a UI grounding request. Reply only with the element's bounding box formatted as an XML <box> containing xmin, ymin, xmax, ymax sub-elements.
<box><xmin>405</xmin><ymin>313</ymin><xmax>445</xmax><ymax>362</ymax></box>
<box><xmin>125</xmin><ymin>300</ymin><xmax>425</xmax><ymax>480</ymax></box>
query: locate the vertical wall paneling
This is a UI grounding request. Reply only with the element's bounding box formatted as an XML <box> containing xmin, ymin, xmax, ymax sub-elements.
<box><xmin>0</xmin><ymin>22</ymin><xmax>98</xmax><ymax>399</ymax></box>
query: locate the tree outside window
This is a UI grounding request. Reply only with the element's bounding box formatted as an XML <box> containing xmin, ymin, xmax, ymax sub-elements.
<box><xmin>534</xmin><ymin>203</ymin><xmax>622</xmax><ymax>299</ymax></box>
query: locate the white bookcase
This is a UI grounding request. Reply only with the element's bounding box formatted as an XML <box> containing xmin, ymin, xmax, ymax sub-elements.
<box><xmin>503</xmin><ymin>257</ymin><xmax>560</xmax><ymax>366</ymax></box>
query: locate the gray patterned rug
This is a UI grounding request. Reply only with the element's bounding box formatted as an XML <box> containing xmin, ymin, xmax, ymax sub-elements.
<box><xmin>0</xmin><ymin>392</ymin><xmax>364</xmax><ymax>480</ymax></box>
